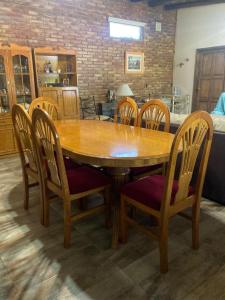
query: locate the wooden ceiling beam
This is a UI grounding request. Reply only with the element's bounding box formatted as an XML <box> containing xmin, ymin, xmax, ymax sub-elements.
<box><xmin>129</xmin><ymin>0</ymin><xmax>225</xmax><ymax>9</ymax></box>
<box><xmin>164</xmin><ymin>0</ymin><xmax>225</xmax><ymax>10</ymax></box>
<box><xmin>148</xmin><ymin>0</ymin><xmax>170</xmax><ymax>6</ymax></box>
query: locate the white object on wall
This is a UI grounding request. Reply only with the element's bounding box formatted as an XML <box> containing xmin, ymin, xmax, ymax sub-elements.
<box><xmin>155</xmin><ymin>21</ymin><xmax>162</xmax><ymax>32</ymax></box>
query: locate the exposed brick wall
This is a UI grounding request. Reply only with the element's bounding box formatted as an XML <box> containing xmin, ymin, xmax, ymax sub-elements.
<box><xmin>0</xmin><ymin>0</ymin><xmax>176</xmax><ymax>102</ymax></box>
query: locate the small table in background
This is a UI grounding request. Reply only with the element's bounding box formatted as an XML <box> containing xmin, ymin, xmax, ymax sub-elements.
<box><xmin>98</xmin><ymin>101</ymin><xmax>117</xmax><ymax>119</ymax></box>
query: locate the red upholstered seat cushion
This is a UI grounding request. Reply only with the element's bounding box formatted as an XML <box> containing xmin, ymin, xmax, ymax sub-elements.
<box><xmin>63</xmin><ymin>156</ymin><xmax>80</xmax><ymax>170</ymax></box>
<box><xmin>121</xmin><ymin>175</ymin><xmax>194</xmax><ymax>211</ymax></box>
<box><xmin>67</xmin><ymin>166</ymin><xmax>111</xmax><ymax>194</ymax></box>
<box><xmin>130</xmin><ymin>164</ymin><xmax>162</xmax><ymax>177</ymax></box>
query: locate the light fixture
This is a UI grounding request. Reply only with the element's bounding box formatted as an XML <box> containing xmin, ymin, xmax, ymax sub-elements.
<box><xmin>116</xmin><ymin>84</ymin><xmax>134</xmax><ymax>97</ymax></box>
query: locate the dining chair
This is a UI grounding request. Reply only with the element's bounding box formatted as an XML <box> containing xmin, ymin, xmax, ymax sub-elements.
<box><xmin>120</xmin><ymin>111</ymin><xmax>213</xmax><ymax>273</ymax></box>
<box><xmin>32</xmin><ymin>107</ymin><xmax>112</xmax><ymax>248</ymax></box>
<box><xmin>114</xmin><ymin>97</ymin><xmax>138</xmax><ymax>126</ymax></box>
<box><xmin>80</xmin><ymin>96</ymin><xmax>112</xmax><ymax>121</ymax></box>
<box><xmin>131</xmin><ymin>99</ymin><xmax>170</xmax><ymax>180</ymax></box>
<box><xmin>29</xmin><ymin>97</ymin><xmax>60</xmax><ymax>120</ymax></box>
<box><xmin>12</xmin><ymin>104</ymin><xmax>45</xmax><ymax>223</ymax></box>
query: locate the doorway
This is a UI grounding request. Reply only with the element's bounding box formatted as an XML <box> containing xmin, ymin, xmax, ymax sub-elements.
<box><xmin>193</xmin><ymin>46</ymin><xmax>225</xmax><ymax>112</ymax></box>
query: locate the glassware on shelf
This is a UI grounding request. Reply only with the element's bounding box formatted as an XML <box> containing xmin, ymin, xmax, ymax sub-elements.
<box><xmin>24</xmin><ymin>86</ymin><xmax>30</xmax><ymax>95</ymax></box>
<box><xmin>63</xmin><ymin>78</ymin><xmax>69</xmax><ymax>86</ymax></box>
<box><xmin>0</xmin><ymin>63</ymin><xmax>5</xmax><ymax>73</ymax></box>
<box><xmin>44</xmin><ymin>62</ymin><xmax>49</xmax><ymax>73</ymax></box>
<box><xmin>44</xmin><ymin>61</ymin><xmax>53</xmax><ymax>73</ymax></box>
<box><xmin>67</xmin><ymin>63</ymin><xmax>73</xmax><ymax>73</ymax></box>
<box><xmin>0</xmin><ymin>56</ymin><xmax>5</xmax><ymax>73</ymax></box>
<box><xmin>14</xmin><ymin>64</ymin><xmax>21</xmax><ymax>73</ymax></box>
<box><xmin>15</xmin><ymin>87</ymin><xmax>30</xmax><ymax>96</ymax></box>
<box><xmin>20</xmin><ymin>57</ymin><xmax>29</xmax><ymax>73</ymax></box>
<box><xmin>1</xmin><ymin>89</ymin><xmax>7</xmax><ymax>95</ymax></box>
<box><xmin>0</xmin><ymin>89</ymin><xmax>9</xmax><ymax>112</ymax></box>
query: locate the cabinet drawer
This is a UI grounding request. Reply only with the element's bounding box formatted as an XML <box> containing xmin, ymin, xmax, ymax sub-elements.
<box><xmin>0</xmin><ymin>115</ymin><xmax>13</xmax><ymax>126</ymax></box>
<box><xmin>0</xmin><ymin>125</ymin><xmax>17</xmax><ymax>156</ymax></box>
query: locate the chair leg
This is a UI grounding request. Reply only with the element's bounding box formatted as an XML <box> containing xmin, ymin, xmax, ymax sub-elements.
<box><xmin>192</xmin><ymin>201</ymin><xmax>200</xmax><ymax>250</ymax></box>
<box><xmin>43</xmin><ymin>186</ymin><xmax>50</xmax><ymax>227</ymax></box>
<box><xmin>104</xmin><ymin>187</ymin><xmax>112</xmax><ymax>228</ymax></box>
<box><xmin>39</xmin><ymin>180</ymin><xmax>45</xmax><ymax>226</ymax></box>
<box><xmin>120</xmin><ymin>196</ymin><xmax>128</xmax><ymax>243</ymax></box>
<box><xmin>129</xmin><ymin>207</ymin><xmax>136</xmax><ymax>219</ymax></box>
<box><xmin>64</xmin><ymin>197</ymin><xmax>72</xmax><ymax>248</ymax></box>
<box><xmin>159</xmin><ymin>219</ymin><xmax>169</xmax><ymax>273</ymax></box>
<box><xmin>23</xmin><ymin>172</ymin><xmax>29</xmax><ymax>210</ymax></box>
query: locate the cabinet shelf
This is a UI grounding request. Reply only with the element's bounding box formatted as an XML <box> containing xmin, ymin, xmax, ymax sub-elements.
<box><xmin>14</xmin><ymin>73</ymin><xmax>30</xmax><ymax>76</ymax></box>
<box><xmin>38</xmin><ymin>72</ymin><xmax>76</xmax><ymax>76</ymax></box>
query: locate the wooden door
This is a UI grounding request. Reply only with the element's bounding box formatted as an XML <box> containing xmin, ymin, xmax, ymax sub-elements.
<box><xmin>193</xmin><ymin>47</ymin><xmax>225</xmax><ymax>112</ymax></box>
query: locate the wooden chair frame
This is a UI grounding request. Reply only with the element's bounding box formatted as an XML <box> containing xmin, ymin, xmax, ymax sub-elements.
<box><xmin>32</xmin><ymin>107</ymin><xmax>111</xmax><ymax>248</ymax></box>
<box><xmin>12</xmin><ymin>104</ymin><xmax>44</xmax><ymax>224</ymax></box>
<box><xmin>120</xmin><ymin>111</ymin><xmax>213</xmax><ymax>273</ymax></box>
<box><xmin>132</xmin><ymin>99</ymin><xmax>170</xmax><ymax>180</ymax></box>
<box><xmin>114</xmin><ymin>97</ymin><xmax>138</xmax><ymax>126</ymax></box>
<box><xmin>132</xmin><ymin>99</ymin><xmax>171</xmax><ymax>179</ymax></box>
<box><xmin>137</xmin><ymin>99</ymin><xmax>170</xmax><ymax>132</ymax></box>
<box><xmin>28</xmin><ymin>97</ymin><xmax>60</xmax><ymax>120</ymax></box>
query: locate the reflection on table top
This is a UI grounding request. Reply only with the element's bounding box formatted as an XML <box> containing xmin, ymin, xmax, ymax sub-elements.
<box><xmin>54</xmin><ymin>119</ymin><xmax>175</xmax><ymax>168</ymax></box>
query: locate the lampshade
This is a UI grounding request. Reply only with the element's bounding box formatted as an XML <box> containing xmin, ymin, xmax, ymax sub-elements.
<box><xmin>116</xmin><ymin>84</ymin><xmax>134</xmax><ymax>97</ymax></box>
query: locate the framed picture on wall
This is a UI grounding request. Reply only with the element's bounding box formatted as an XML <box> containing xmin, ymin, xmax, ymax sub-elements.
<box><xmin>125</xmin><ymin>51</ymin><xmax>144</xmax><ymax>74</ymax></box>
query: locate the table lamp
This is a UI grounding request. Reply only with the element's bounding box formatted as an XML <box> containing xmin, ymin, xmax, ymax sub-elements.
<box><xmin>116</xmin><ymin>84</ymin><xmax>134</xmax><ymax>99</ymax></box>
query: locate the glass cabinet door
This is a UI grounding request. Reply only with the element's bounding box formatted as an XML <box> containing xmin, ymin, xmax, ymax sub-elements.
<box><xmin>12</xmin><ymin>54</ymin><xmax>32</xmax><ymax>109</ymax></box>
<box><xmin>0</xmin><ymin>55</ymin><xmax>10</xmax><ymax>112</ymax></box>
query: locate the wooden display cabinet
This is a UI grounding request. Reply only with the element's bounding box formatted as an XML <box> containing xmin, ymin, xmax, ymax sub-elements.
<box><xmin>0</xmin><ymin>44</ymin><xmax>35</xmax><ymax>156</ymax></box>
<box><xmin>33</xmin><ymin>47</ymin><xmax>80</xmax><ymax>119</ymax></box>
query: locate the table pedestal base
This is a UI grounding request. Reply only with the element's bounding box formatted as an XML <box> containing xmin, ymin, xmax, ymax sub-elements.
<box><xmin>107</xmin><ymin>167</ymin><xmax>130</xmax><ymax>248</ymax></box>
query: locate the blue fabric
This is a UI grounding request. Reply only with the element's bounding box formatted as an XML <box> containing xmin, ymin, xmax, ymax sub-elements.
<box><xmin>211</xmin><ymin>92</ymin><xmax>225</xmax><ymax>115</ymax></box>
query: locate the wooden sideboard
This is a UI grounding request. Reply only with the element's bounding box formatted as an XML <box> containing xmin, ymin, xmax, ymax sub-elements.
<box><xmin>34</xmin><ymin>47</ymin><xmax>79</xmax><ymax>119</ymax></box>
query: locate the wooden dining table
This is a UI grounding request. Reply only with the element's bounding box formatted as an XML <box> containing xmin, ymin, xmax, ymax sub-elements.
<box><xmin>54</xmin><ymin>119</ymin><xmax>175</xmax><ymax>248</ymax></box>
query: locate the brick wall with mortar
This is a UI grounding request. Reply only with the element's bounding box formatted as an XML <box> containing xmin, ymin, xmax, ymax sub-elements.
<box><xmin>0</xmin><ymin>0</ymin><xmax>177</xmax><ymax>102</ymax></box>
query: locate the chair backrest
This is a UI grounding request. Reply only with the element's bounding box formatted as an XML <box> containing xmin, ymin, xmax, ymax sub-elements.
<box><xmin>32</xmin><ymin>107</ymin><xmax>69</xmax><ymax>195</ymax></box>
<box><xmin>137</xmin><ymin>99</ymin><xmax>170</xmax><ymax>132</ymax></box>
<box><xmin>162</xmin><ymin>111</ymin><xmax>213</xmax><ymax>212</ymax></box>
<box><xmin>12</xmin><ymin>104</ymin><xmax>38</xmax><ymax>173</ymax></box>
<box><xmin>29</xmin><ymin>97</ymin><xmax>59</xmax><ymax>120</ymax></box>
<box><xmin>80</xmin><ymin>96</ymin><xmax>99</xmax><ymax>119</ymax></box>
<box><xmin>114</xmin><ymin>97</ymin><xmax>138</xmax><ymax>126</ymax></box>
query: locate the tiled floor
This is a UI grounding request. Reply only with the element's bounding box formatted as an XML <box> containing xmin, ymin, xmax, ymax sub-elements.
<box><xmin>1</xmin><ymin>155</ymin><xmax>225</xmax><ymax>299</ymax></box>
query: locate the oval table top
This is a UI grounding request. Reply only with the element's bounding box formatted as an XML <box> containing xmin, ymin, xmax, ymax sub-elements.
<box><xmin>54</xmin><ymin>119</ymin><xmax>175</xmax><ymax>168</ymax></box>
